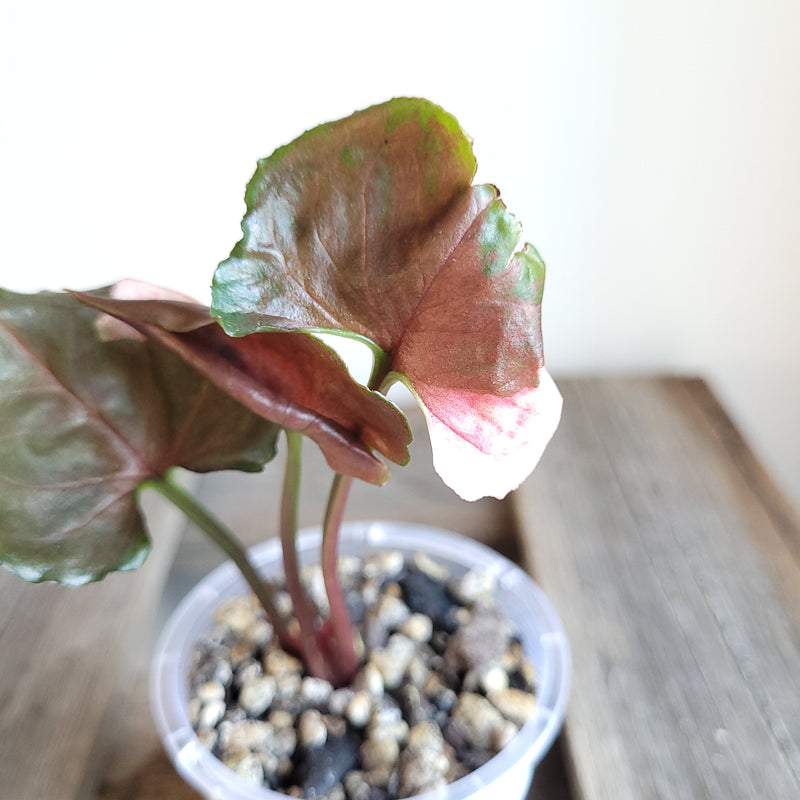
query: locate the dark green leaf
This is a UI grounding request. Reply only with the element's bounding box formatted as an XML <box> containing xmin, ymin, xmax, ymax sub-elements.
<box><xmin>0</xmin><ymin>289</ymin><xmax>279</xmax><ymax>585</ymax></box>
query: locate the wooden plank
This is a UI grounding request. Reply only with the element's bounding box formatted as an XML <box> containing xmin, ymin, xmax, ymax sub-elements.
<box><xmin>681</xmin><ymin>377</ymin><xmax>800</xmax><ymax>564</ymax></box>
<box><xmin>0</xmin><ymin>482</ymin><xmax>188</xmax><ymax>800</ymax></box>
<box><xmin>514</xmin><ymin>377</ymin><xmax>800</xmax><ymax>799</ymax></box>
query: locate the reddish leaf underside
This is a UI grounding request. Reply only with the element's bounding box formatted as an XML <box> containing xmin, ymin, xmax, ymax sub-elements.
<box><xmin>74</xmin><ymin>287</ymin><xmax>410</xmax><ymax>484</ymax></box>
<box><xmin>0</xmin><ymin>289</ymin><xmax>280</xmax><ymax>585</ymax></box>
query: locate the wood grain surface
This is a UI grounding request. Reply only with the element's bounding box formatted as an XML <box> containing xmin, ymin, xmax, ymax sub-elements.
<box><xmin>514</xmin><ymin>377</ymin><xmax>800</xmax><ymax>799</ymax></box>
<box><xmin>0</xmin><ymin>486</ymin><xmax>187</xmax><ymax>800</ymax></box>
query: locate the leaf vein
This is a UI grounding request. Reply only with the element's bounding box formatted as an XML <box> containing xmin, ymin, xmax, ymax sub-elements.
<box><xmin>0</xmin><ymin>318</ymin><xmax>150</xmax><ymax>477</ymax></box>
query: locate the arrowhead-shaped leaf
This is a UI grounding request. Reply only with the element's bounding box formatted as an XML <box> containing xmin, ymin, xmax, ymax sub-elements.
<box><xmin>211</xmin><ymin>97</ymin><xmax>561</xmax><ymax>499</ymax></box>
<box><xmin>75</xmin><ymin>282</ymin><xmax>410</xmax><ymax>484</ymax></box>
<box><xmin>0</xmin><ymin>289</ymin><xmax>280</xmax><ymax>585</ymax></box>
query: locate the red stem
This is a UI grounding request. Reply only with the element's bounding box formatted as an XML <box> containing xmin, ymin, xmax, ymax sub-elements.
<box><xmin>280</xmin><ymin>432</ymin><xmax>335</xmax><ymax>682</ymax></box>
<box><xmin>321</xmin><ymin>473</ymin><xmax>359</xmax><ymax>684</ymax></box>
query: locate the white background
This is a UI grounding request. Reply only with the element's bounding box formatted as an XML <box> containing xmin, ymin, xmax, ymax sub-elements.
<box><xmin>2</xmin><ymin>1</ymin><xmax>798</xmax><ymax>507</ymax></box>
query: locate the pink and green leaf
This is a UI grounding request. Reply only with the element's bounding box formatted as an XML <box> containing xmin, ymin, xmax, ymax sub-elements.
<box><xmin>211</xmin><ymin>97</ymin><xmax>561</xmax><ymax>499</ymax></box>
<box><xmin>212</xmin><ymin>97</ymin><xmax>478</xmax><ymax>351</ymax></box>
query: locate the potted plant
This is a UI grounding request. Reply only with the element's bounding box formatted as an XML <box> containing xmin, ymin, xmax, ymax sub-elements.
<box><xmin>0</xmin><ymin>97</ymin><xmax>567</xmax><ymax>800</ymax></box>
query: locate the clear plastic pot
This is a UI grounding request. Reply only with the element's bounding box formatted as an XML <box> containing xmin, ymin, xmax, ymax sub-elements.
<box><xmin>151</xmin><ymin>521</ymin><xmax>571</xmax><ymax>800</ymax></box>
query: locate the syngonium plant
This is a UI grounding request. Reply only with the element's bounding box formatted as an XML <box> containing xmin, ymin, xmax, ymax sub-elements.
<box><xmin>0</xmin><ymin>98</ymin><xmax>562</xmax><ymax>686</ymax></box>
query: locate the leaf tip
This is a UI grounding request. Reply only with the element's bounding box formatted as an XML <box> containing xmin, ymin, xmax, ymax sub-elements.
<box><xmin>415</xmin><ymin>370</ymin><xmax>563</xmax><ymax>502</ymax></box>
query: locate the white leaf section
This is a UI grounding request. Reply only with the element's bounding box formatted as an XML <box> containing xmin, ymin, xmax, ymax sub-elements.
<box><xmin>413</xmin><ymin>369</ymin><xmax>563</xmax><ymax>501</ymax></box>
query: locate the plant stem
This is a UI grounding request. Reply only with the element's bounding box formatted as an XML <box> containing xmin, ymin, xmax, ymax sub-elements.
<box><xmin>321</xmin><ymin>472</ymin><xmax>359</xmax><ymax>683</ymax></box>
<box><xmin>141</xmin><ymin>469</ymin><xmax>296</xmax><ymax>650</ymax></box>
<box><xmin>280</xmin><ymin>432</ymin><xmax>335</xmax><ymax>682</ymax></box>
<box><xmin>368</xmin><ymin>349</ymin><xmax>393</xmax><ymax>391</ymax></box>
<box><xmin>316</xmin><ymin>352</ymin><xmax>394</xmax><ymax>684</ymax></box>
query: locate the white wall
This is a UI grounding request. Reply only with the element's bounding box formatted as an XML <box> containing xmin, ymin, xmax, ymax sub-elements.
<box><xmin>2</xmin><ymin>1</ymin><xmax>798</xmax><ymax>507</ymax></box>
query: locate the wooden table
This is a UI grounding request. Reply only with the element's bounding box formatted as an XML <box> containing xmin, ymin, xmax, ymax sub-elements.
<box><xmin>1</xmin><ymin>378</ymin><xmax>798</xmax><ymax>799</ymax></box>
